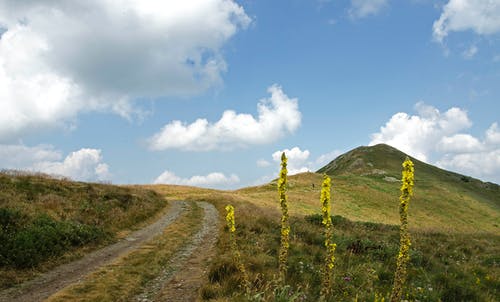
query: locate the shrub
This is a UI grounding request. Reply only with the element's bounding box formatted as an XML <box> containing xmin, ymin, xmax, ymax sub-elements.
<box><xmin>1</xmin><ymin>213</ymin><xmax>106</xmax><ymax>268</ymax></box>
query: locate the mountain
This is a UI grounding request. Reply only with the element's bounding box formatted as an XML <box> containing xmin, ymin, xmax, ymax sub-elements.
<box><xmin>318</xmin><ymin>143</ymin><xmax>499</xmax><ymax>188</ymax></box>
<box><xmin>314</xmin><ymin>143</ymin><xmax>499</xmax><ymax>233</ymax></box>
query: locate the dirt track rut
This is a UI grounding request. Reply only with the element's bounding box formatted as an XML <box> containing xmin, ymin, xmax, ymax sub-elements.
<box><xmin>136</xmin><ymin>201</ymin><xmax>219</xmax><ymax>302</ymax></box>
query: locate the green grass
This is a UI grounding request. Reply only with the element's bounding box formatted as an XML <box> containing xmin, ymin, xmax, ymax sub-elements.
<box><xmin>0</xmin><ymin>171</ymin><xmax>167</xmax><ymax>289</ymax></box>
<box><xmin>199</xmin><ymin>200</ymin><xmax>499</xmax><ymax>301</ymax></box>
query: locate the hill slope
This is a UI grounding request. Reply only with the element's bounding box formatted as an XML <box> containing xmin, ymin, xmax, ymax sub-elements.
<box><xmin>236</xmin><ymin>144</ymin><xmax>499</xmax><ymax>234</ymax></box>
<box><xmin>316</xmin><ymin>143</ymin><xmax>499</xmax><ymax>233</ymax></box>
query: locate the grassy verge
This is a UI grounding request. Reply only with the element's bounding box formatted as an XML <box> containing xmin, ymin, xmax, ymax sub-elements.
<box><xmin>0</xmin><ymin>172</ymin><xmax>167</xmax><ymax>289</ymax></box>
<box><xmin>199</xmin><ymin>200</ymin><xmax>500</xmax><ymax>301</ymax></box>
<box><xmin>46</xmin><ymin>201</ymin><xmax>203</xmax><ymax>302</ymax></box>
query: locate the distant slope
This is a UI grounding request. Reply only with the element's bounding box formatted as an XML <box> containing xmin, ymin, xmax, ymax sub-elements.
<box><xmin>318</xmin><ymin>143</ymin><xmax>499</xmax><ymax>198</ymax></box>
<box><xmin>315</xmin><ymin>144</ymin><xmax>499</xmax><ymax>233</ymax></box>
<box><xmin>236</xmin><ymin>144</ymin><xmax>499</xmax><ymax>234</ymax></box>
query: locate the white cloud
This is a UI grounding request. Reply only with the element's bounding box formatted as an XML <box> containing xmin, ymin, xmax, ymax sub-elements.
<box><xmin>462</xmin><ymin>45</ymin><xmax>478</xmax><ymax>58</ymax></box>
<box><xmin>349</xmin><ymin>0</ymin><xmax>389</xmax><ymax>19</ymax></box>
<box><xmin>486</xmin><ymin>122</ymin><xmax>500</xmax><ymax>144</ymax></box>
<box><xmin>370</xmin><ymin>102</ymin><xmax>472</xmax><ymax>162</ymax></box>
<box><xmin>252</xmin><ymin>147</ymin><xmax>344</xmax><ymax>186</ymax></box>
<box><xmin>148</xmin><ymin>85</ymin><xmax>301</xmax><ymax>151</ymax></box>
<box><xmin>433</xmin><ymin>0</ymin><xmax>500</xmax><ymax>43</ymax></box>
<box><xmin>0</xmin><ymin>144</ymin><xmax>110</xmax><ymax>181</ymax></box>
<box><xmin>437</xmin><ymin>150</ymin><xmax>500</xmax><ymax>181</ymax></box>
<box><xmin>272</xmin><ymin>147</ymin><xmax>311</xmax><ymax>175</ymax></box>
<box><xmin>438</xmin><ymin>133</ymin><xmax>483</xmax><ymax>153</ymax></box>
<box><xmin>153</xmin><ymin>170</ymin><xmax>239</xmax><ymax>189</ymax></box>
<box><xmin>0</xmin><ymin>0</ymin><xmax>250</xmax><ymax>141</ymax></box>
<box><xmin>370</xmin><ymin>103</ymin><xmax>500</xmax><ymax>184</ymax></box>
<box><xmin>256</xmin><ymin>159</ymin><xmax>271</xmax><ymax>167</ymax></box>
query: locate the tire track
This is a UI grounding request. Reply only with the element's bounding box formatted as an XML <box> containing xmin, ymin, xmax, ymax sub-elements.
<box><xmin>136</xmin><ymin>201</ymin><xmax>219</xmax><ymax>302</ymax></box>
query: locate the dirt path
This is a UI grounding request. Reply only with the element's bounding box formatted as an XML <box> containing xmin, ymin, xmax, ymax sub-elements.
<box><xmin>136</xmin><ymin>201</ymin><xmax>219</xmax><ymax>302</ymax></box>
<box><xmin>0</xmin><ymin>201</ymin><xmax>188</xmax><ymax>302</ymax></box>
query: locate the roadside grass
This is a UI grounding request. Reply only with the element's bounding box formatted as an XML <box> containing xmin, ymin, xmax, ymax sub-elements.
<box><xmin>197</xmin><ymin>201</ymin><xmax>500</xmax><ymax>301</ymax></box>
<box><xmin>46</xmin><ymin>201</ymin><xmax>203</xmax><ymax>302</ymax></box>
<box><xmin>0</xmin><ymin>171</ymin><xmax>167</xmax><ymax>289</ymax></box>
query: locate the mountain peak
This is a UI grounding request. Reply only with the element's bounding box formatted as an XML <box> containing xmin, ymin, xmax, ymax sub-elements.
<box><xmin>317</xmin><ymin>143</ymin><xmax>408</xmax><ymax>177</ymax></box>
<box><xmin>317</xmin><ymin>144</ymin><xmax>499</xmax><ymax>198</ymax></box>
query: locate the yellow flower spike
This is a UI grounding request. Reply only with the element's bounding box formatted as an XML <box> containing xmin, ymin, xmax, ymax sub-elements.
<box><xmin>224</xmin><ymin>204</ymin><xmax>250</xmax><ymax>295</ymax></box>
<box><xmin>320</xmin><ymin>174</ymin><xmax>336</xmax><ymax>299</ymax></box>
<box><xmin>390</xmin><ymin>157</ymin><xmax>415</xmax><ymax>302</ymax></box>
<box><xmin>278</xmin><ymin>152</ymin><xmax>290</xmax><ymax>284</ymax></box>
<box><xmin>225</xmin><ymin>205</ymin><xmax>235</xmax><ymax>233</ymax></box>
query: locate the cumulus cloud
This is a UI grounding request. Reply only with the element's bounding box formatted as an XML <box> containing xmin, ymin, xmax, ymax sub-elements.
<box><xmin>349</xmin><ymin>0</ymin><xmax>389</xmax><ymax>19</ymax></box>
<box><xmin>437</xmin><ymin>150</ymin><xmax>500</xmax><ymax>181</ymax></box>
<box><xmin>0</xmin><ymin>144</ymin><xmax>110</xmax><ymax>181</ymax></box>
<box><xmin>148</xmin><ymin>85</ymin><xmax>301</xmax><ymax>151</ymax></box>
<box><xmin>370</xmin><ymin>103</ymin><xmax>500</xmax><ymax>184</ymax></box>
<box><xmin>370</xmin><ymin>102</ymin><xmax>472</xmax><ymax>162</ymax></box>
<box><xmin>272</xmin><ymin>147</ymin><xmax>311</xmax><ymax>175</ymax></box>
<box><xmin>0</xmin><ymin>0</ymin><xmax>250</xmax><ymax>141</ymax></box>
<box><xmin>252</xmin><ymin>147</ymin><xmax>344</xmax><ymax>186</ymax></box>
<box><xmin>433</xmin><ymin>0</ymin><xmax>500</xmax><ymax>43</ymax></box>
<box><xmin>153</xmin><ymin>170</ymin><xmax>239</xmax><ymax>189</ymax></box>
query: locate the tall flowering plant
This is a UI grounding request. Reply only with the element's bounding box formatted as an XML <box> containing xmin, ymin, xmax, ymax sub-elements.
<box><xmin>225</xmin><ymin>205</ymin><xmax>250</xmax><ymax>295</ymax></box>
<box><xmin>390</xmin><ymin>157</ymin><xmax>415</xmax><ymax>302</ymax></box>
<box><xmin>278</xmin><ymin>152</ymin><xmax>290</xmax><ymax>283</ymax></box>
<box><xmin>320</xmin><ymin>175</ymin><xmax>336</xmax><ymax>299</ymax></box>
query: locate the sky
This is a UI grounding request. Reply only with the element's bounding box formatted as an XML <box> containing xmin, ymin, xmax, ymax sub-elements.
<box><xmin>1</xmin><ymin>0</ymin><xmax>499</xmax><ymax>188</ymax></box>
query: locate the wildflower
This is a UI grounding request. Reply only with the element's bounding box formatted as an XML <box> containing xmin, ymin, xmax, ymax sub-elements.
<box><xmin>390</xmin><ymin>157</ymin><xmax>415</xmax><ymax>302</ymax></box>
<box><xmin>320</xmin><ymin>175</ymin><xmax>336</xmax><ymax>298</ymax></box>
<box><xmin>225</xmin><ymin>205</ymin><xmax>236</xmax><ymax>233</ymax></box>
<box><xmin>374</xmin><ymin>292</ymin><xmax>386</xmax><ymax>302</ymax></box>
<box><xmin>278</xmin><ymin>152</ymin><xmax>290</xmax><ymax>283</ymax></box>
<box><xmin>225</xmin><ymin>205</ymin><xmax>251</xmax><ymax>295</ymax></box>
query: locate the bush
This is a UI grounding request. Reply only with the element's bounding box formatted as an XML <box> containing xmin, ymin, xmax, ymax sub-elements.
<box><xmin>0</xmin><ymin>212</ymin><xmax>106</xmax><ymax>268</ymax></box>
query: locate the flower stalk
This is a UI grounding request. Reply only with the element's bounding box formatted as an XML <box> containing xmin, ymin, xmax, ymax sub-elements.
<box><xmin>320</xmin><ymin>175</ymin><xmax>336</xmax><ymax>298</ymax></box>
<box><xmin>390</xmin><ymin>157</ymin><xmax>415</xmax><ymax>302</ymax></box>
<box><xmin>278</xmin><ymin>152</ymin><xmax>290</xmax><ymax>283</ymax></box>
<box><xmin>225</xmin><ymin>205</ymin><xmax>251</xmax><ymax>295</ymax></box>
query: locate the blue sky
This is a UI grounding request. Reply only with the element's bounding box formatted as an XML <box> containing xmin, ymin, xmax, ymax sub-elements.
<box><xmin>1</xmin><ymin>0</ymin><xmax>499</xmax><ymax>187</ymax></box>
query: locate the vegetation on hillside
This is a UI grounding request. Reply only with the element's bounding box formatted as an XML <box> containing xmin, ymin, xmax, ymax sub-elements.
<box><xmin>190</xmin><ymin>145</ymin><xmax>499</xmax><ymax>301</ymax></box>
<box><xmin>198</xmin><ymin>196</ymin><xmax>499</xmax><ymax>301</ymax></box>
<box><xmin>0</xmin><ymin>171</ymin><xmax>167</xmax><ymax>289</ymax></box>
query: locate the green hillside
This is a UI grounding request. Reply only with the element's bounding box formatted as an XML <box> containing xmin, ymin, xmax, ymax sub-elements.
<box><xmin>315</xmin><ymin>143</ymin><xmax>500</xmax><ymax>234</ymax></box>
<box><xmin>195</xmin><ymin>144</ymin><xmax>500</xmax><ymax>301</ymax></box>
<box><xmin>0</xmin><ymin>171</ymin><xmax>167</xmax><ymax>289</ymax></box>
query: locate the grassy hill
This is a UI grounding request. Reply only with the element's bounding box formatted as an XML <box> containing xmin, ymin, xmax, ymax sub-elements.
<box><xmin>316</xmin><ymin>143</ymin><xmax>499</xmax><ymax>233</ymax></box>
<box><xmin>176</xmin><ymin>144</ymin><xmax>499</xmax><ymax>301</ymax></box>
<box><xmin>0</xmin><ymin>171</ymin><xmax>167</xmax><ymax>289</ymax></box>
<box><xmin>233</xmin><ymin>143</ymin><xmax>499</xmax><ymax>234</ymax></box>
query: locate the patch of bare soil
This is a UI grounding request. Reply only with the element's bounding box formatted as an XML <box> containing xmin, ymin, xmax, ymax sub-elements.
<box><xmin>0</xmin><ymin>201</ymin><xmax>188</xmax><ymax>302</ymax></box>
